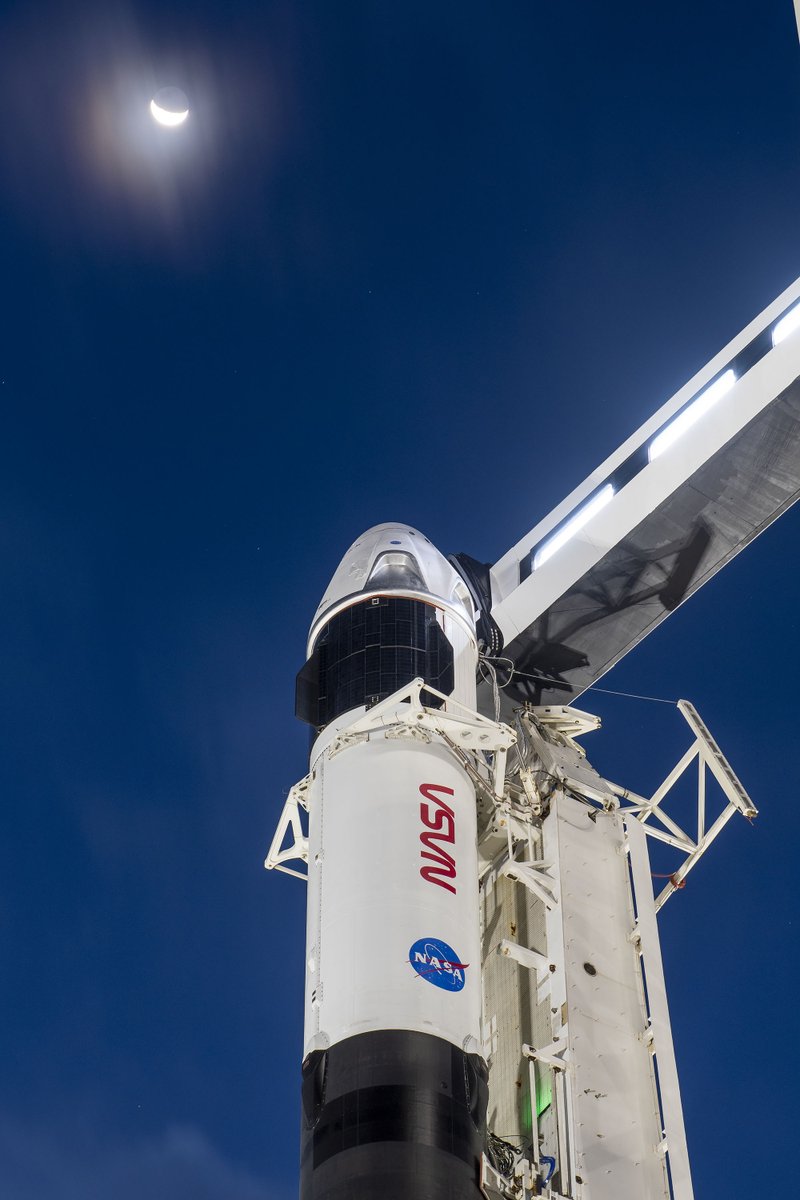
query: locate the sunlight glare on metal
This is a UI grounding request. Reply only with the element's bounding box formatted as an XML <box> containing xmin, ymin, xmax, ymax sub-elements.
<box><xmin>772</xmin><ymin>301</ymin><xmax>800</xmax><ymax>347</ymax></box>
<box><xmin>533</xmin><ymin>484</ymin><xmax>615</xmax><ymax>569</ymax></box>
<box><xmin>648</xmin><ymin>369</ymin><xmax>736</xmax><ymax>462</ymax></box>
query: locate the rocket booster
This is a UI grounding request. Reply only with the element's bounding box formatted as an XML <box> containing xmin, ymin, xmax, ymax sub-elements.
<box><xmin>295</xmin><ymin>524</ymin><xmax>489</xmax><ymax>1200</ymax></box>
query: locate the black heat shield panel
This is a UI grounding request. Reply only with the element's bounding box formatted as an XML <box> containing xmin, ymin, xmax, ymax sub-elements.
<box><xmin>485</xmin><ymin>376</ymin><xmax>800</xmax><ymax>714</ymax></box>
<box><xmin>297</xmin><ymin>596</ymin><xmax>455</xmax><ymax>729</ymax></box>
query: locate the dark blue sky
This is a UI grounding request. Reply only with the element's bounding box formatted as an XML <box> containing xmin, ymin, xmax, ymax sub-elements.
<box><xmin>1</xmin><ymin>2</ymin><xmax>798</xmax><ymax>1196</ymax></box>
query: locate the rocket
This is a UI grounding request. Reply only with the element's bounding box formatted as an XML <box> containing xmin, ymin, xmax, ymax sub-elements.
<box><xmin>264</xmin><ymin>272</ymin><xmax>800</xmax><ymax>1198</ymax></box>
<box><xmin>293</xmin><ymin>523</ymin><xmax>489</xmax><ymax>1200</ymax></box>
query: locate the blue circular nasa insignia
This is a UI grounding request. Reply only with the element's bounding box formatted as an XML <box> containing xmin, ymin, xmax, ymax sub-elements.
<box><xmin>409</xmin><ymin>937</ymin><xmax>467</xmax><ymax>991</ymax></box>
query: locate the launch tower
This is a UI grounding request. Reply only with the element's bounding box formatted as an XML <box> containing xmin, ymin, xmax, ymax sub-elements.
<box><xmin>268</xmin><ymin>274</ymin><xmax>800</xmax><ymax>1197</ymax></box>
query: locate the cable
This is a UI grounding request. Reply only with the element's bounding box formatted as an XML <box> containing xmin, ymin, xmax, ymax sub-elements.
<box><xmin>478</xmin><ymin>657</ymin><xmax>502</xmax><ymax>721</ymax></box>
<box><xmin>652</xmin><ymin>871</ymin><xmax>686</xmax><ymax>888</ymax></box>
<box><xmin>585</xmin><ymin>686</ymin><xmax>681</xmax><ymax>700</ymax></box>
<box><xmin>540</xmin><ymin>1155</ymin><xmax>556</xmax><ymax>1184</ymax></box>
<box><xmin>486</xmin><ymin>1131</ymin><xmax>520</xmax><ymax>1177</ymax></box>
<box><xmin>583</xmin><ymin>684</ymin><xmax>678</xmax><ymax>705</ymax></box>
<box><xmin>481</xmin><ymin>657</ymin><xmax>678</xmax><ymax>707</ymax></box>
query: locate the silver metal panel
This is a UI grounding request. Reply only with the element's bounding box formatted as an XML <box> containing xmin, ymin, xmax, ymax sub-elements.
<box><xmin>481</xmin><ymin>868</ymin><xmax>555</xmax><ymax>1152</ymax></box>
<box><xmin>544</xmin><ymin>793</ymin><xmax>669</xmax><ymax>1198</ymax></box>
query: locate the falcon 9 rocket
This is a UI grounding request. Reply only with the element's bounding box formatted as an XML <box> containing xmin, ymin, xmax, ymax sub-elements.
<box><xmin>293</xmin><ymin>523</ymin><xmax>489</xmax><ymax>1200</ymax></box>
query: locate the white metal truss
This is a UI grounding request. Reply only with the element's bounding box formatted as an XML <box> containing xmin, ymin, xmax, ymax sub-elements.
<box><xmin>265</xmin><ymin>677</ymin><xmax>516</xmax><ymax>879</ymax></box>
<box><xmin>479</xmin><ymin>699</ymin><xmax>756</xmax><ymax>1200</ymax></box>
<box><xmin>264</xmin><ymin>775</ymin><xmax>310</xmax><ymax>881</ymax></box>
<box><xmin>500</xmin><ymin>859</ymin><xmax>559</xmax><ymax>910</ymax></box>
<box><xmin>326</xmin><ymin>676</ymin><xmax>516</xmax><ymax>799</ymax></box>
<box><xmin>267</xmin><ymin>686</ymin><xmax>755</xmax><ymax>1198</ymax></box>
<box><xmin>625</xmin><ymin>817</ymin><xmax>692</xmax><ymax>1198</ymax></box>
<box><xmin>608</xmin><ymin>699</ymin><xmax>757</xmax><ymax>910</ymax></box>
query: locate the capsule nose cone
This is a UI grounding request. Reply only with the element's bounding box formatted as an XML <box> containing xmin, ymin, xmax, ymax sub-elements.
<box><xmin>340</xmin><ymin>524</ymin><xmax>427</xmax><ymax>594</ymax></box>
<box><xmin>309</xmin><ymin>523</ymin><xmax>475</xmax><ymax>650</ymax></box>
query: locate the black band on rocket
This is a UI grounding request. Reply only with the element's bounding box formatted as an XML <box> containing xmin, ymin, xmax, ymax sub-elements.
<box><xmin>300</xmin><ymin>1029</ymin><xmax>488</xmax><ymax>1200</ymax></box>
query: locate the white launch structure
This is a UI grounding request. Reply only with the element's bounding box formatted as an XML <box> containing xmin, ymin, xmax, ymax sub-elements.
<box><xmin>268</xmin><ymin>271</ymin><xmax>800</xmax><ymax>1200</ymax></box>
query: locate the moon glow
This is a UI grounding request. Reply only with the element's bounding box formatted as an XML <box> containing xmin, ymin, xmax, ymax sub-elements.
<box><xmin>150</xmin><ymin>87</ymin><xmax>189</xmax><ymax>127</ymax></box>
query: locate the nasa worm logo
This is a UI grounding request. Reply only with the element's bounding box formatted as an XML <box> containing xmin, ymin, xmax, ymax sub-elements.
<box><xmin>409</xmin><ymin>938</ymin><xmax>468</xmax><ymax>991</ymax></box>
<box><xmin>419</xmin><ymin>782</ymin><xmax>457</xmax><ymax>894</ymax></box>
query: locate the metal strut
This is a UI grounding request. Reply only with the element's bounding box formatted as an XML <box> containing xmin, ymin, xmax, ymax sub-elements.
<box><xmin>479</xmin><ymin>700</ymin><xmax>756</xmax><ymax>1199</ymax></box>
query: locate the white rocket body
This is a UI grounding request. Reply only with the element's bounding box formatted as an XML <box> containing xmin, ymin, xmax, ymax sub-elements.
<box><xmin>303</xmin><ymin>728</ymin><xmax>482</xmax><ymax>1055</ymax></box>
<box><xmin>296</xmin><ymin>524</ymin><xmax>488</xmax><ymax>1200</ymax></box>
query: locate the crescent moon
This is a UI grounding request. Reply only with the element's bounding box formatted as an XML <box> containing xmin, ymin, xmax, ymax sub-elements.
<box><xmin>150</xmin><ymin>98</ymin><xmax>189</xmax><ymax>127</ymax></box>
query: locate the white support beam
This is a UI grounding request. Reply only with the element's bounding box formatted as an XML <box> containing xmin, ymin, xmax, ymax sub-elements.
<box><xmin>500</xmin><ymin>859</ymin><xmax>559</xmax><ymax>909</ymax></box>
<box><xmin>639</xmin><ymin>824</ymin><xmax>696</xmax><ymax>855</ymax></box>
<box><xmin>641</xmin><ymin>804</ymin><xmax>696</xmax><ymax>851</ymax></box>
<box><xmin>498</xmin><ymin>938</ymin><xmax>553</xmax><ymax>979</ymax></box>
<box><xmin>697</xmin><ymin>752</ymin><xmax>706</xmax><ymax>841</ymax></box>
<box><xmin>608</xmin><ymin>703</ymin><xmax>757</xmax><ymax>908</ymax></box>
<box><xmin>643</xmin><ymin>743</ymin><xmax>699</xmax><ymax>813</ymax></box>
<box><xmin>264</xmin><ymin>779</ymin><xmax>310</xmax><ymax>881</ymax></box>
<box><xmin>522</xmin><ymin>1040</ymin><xmax>568</xmax><ymax>1072</ymax></box>
<box><xmin>678</xmin><ymin>701</ymin><xmax>757</xmax><ymax>819</ymax></box>
<box><xmin>627</xmin><ymin>816</ymin><xmax>694</xmax><ymax>1200</ymax></box>
<box><xmin>654</xmin><ymin>805</ymin><xmax>737</xmax><ymax>911</ymax></box>
<box><xmin>331</xmin><ymin>676</ymin><xmax>516</xmax><ymax>798</ymax></box>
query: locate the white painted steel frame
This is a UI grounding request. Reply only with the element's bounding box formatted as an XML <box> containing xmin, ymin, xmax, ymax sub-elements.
<box><xmin>478</xmin><ymin>700</ymin><xmax>756</xmax><ymax>1199</ymax></box>
<box><xmin>264</xmin><ymin>777</ymin><xmax>309</xmax><ymax>880</ymax></box>
<box><xmin>626</xmin><ymin>816</ymin><xmax>693</xmax><ymax>1199</ymax></box>
<box><xmin>609</xmin><ymin>700</ymin><xmax>757</xmax><ymax>910</ymax></box>
<box><xmin>489</xmin><ymin>274</ymin><xmax>800</xmax><ymax>641</ymax></box>
<box><xmin>542</xmin><ymin>791</ymin><xmax>671</xmax><ymax>1199</ymax></box>
<box><xmin>266</xmin><ymin>677</ymin><xmax>516</xmax><ymax>875</ymax></box>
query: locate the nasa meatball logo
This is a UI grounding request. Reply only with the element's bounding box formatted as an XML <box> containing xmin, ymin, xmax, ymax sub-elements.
<box><xmin>409</xmin><ymin>938</ymin><xmax>468</xmax><ymax>991</ymax></box>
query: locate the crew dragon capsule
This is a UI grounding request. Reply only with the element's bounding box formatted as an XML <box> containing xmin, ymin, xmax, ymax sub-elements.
<box><xmin>288</xmin><ymin>524</ymin><xmax>491</xmax><ymax>1200</ymax></box>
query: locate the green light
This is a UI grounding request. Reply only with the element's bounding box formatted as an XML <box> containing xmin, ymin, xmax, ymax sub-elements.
<box><xmin>521</xmin><ymin>1090</ymin><xmax>532</xmax><ymax>1135</ymax></box>
<box><xmin>535</xmin><ymin>1068</ymin><xmax>553</xmax><ymax>1118</ymax></box>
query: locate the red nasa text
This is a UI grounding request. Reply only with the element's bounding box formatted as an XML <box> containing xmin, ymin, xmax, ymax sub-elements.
<box><xmin>419</xmin><ymin>783</ymin><xmax>457</xmax><ymax>894</ymax></box>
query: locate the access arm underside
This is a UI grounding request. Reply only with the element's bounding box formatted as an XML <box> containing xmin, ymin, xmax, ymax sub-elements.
<box><xmin>458</xmin><ymin>275</ymin><xmax>800</xmax><ymax>712</ymax></box>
